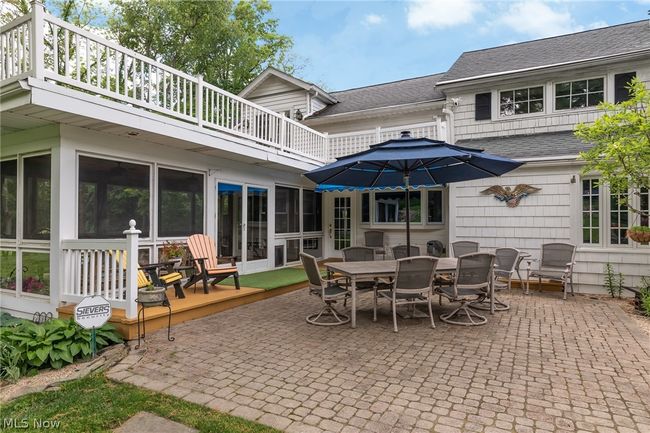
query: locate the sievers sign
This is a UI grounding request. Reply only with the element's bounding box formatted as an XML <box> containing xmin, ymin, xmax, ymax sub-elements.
<box><xmin>74</xmin><ymin>296</ymin><xmax>112</xmax><ymax>329</ymax></box>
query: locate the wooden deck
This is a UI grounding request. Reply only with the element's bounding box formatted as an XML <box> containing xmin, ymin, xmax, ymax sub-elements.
<box><xmin>57</xmin><ymin>282</ymin><xmax>307</xmax><ymax>340</ymax></box>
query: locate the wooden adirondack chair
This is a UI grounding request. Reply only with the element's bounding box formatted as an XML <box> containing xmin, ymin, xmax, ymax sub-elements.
<box><xmin>111</xmin><ymin>251</ymin><xmax>185</xmax><ymax>299</ymax></box>
<box><xmin>184</xmin><ymin>234</ymin><xmax>240</xmax><ymax>293</ymax></box>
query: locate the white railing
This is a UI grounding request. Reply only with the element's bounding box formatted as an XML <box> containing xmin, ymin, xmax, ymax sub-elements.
<box><xmin>60</xmin><ymin>220</ymin><xmax>140</xmax><ymax>318</ymax></box>
<box><xmin>327</xmin><ymin>120</ymin><xmax>447</xmax><ymax>159</ymax></box>
<box><xmin>0</xmin><ymin>4</ymin><xmax>328</xmax><ymax>163</ymax></box>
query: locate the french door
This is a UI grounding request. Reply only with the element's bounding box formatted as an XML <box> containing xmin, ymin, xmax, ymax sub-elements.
<box><xmin>217</xmin><ymin>182</ymin><xmax>268</xmax><ymax>272</ymax></box>
<box><xmin>325</xmin><ymin>193</ymin><xmax>353</xmax><ymax>257</ymax></box>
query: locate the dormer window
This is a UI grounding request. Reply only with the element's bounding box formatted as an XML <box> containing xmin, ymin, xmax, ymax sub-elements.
<box><xmin>499</xmin><ymin>86</ymin><xmax>543</xmax><ymax>117</ymax></box>
<box><xmin>555</xmin><ymin>78</ymin><xmax>603</xmax><ymax>110</ymax></box>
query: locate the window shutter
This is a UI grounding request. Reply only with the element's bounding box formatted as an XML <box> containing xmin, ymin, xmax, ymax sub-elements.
<box><xmin>475</xmin><ymin>93</ymin><xmax>491</xmax><ymax>120</ymax></box>
<box><xmin>614</xmin><ymin>72</ymin><xmax>636</xmax><ymax>103</ymax></box>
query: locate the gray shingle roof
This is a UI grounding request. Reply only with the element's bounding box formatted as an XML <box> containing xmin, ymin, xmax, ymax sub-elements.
<box><xmin>440</xmin><ymin>20</ymin><xmax>650</xmax><ymax>83</ymax></box>
<box><xmin>456</xmin><ymin>131</ymin><xmax>592</xmax><ymax>159</ymax></box>
<box><xmin>309</xmin><ymin>73</ymin><xmax>445</xmax><ymax>118</ymax></box>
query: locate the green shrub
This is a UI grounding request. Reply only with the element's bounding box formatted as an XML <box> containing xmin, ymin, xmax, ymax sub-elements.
<box><xmin>0</xmin><ymin>340</ymin><xmax>21</xmax><ymax>382</ymax></box>
<box><xmin>0</xmin><ymin>319</ymin><xmax>122</xmax><ymax>379</ymax></box>
<box><xmin>604</xmin><ymin>263</ymin><xmax>617</xmax><ymax>298</ymax></box>
<box><xmin>640</xmin><ymin>277</ymin><xmax>650</xmax><ymax>317</ymax></box>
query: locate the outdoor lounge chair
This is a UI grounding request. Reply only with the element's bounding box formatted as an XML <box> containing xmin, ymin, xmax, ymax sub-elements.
<box><xmin>392</xmin><ymin>245</ymin><xmax>420</xmax><ymax>259</ymax></box>
<box><xmin>300</xmin><ymin>252</ymin><xmax>350</xmax><ymax>326</ymax></box>
<box><xmin>184</xmin><ymin>234</ymin><xmax>240</xmax><ymax>294</ymax></box>
<box><xmin>111</xmin><ymin>251</ymin><xmax>185</xmax><ymax>299</ymax></box>
<box><xmin>374</xmin><ymin>256</ymin><xmax>438</xmax><ymax>332</ymax></box>
<box><xmin>435</xmin><ymin>252</ymin><xmax>495</xmax><ymax>326</ymax></box>
<box><xmin>526</xmin><ymin>243</ymin><xmax>576</xmax><ymax>300</ymax></box>
<box><xmin>364</xmin><ymin>230</ymin><xmax>386</xmax><ymax>259</ymax></box>
<box><xmin>451</xmin><ymin>241</ymin><xmax>479</xmax><ymax>257</ymax></box>
<box><xmin>472</xmin><ymin>247</ymin><xmax>518</xmax><ymax>311</ymax></box>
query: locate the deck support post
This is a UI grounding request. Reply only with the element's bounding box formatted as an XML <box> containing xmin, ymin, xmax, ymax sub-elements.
<box><xmin>30</xmin><ymin>0</ymin><xmax>45</xmax><ymax>80</ymax></box>
<box><xmin>123</xmin><ymin>220</ymin><xmax>141</xmax><ymax>319</ymax></box>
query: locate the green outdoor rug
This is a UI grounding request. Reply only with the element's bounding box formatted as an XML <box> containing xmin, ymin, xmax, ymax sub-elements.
<box><xmin>220</xmin><ymin>267</ymin><xmax>320</xmax><ymax>291</ymax></box>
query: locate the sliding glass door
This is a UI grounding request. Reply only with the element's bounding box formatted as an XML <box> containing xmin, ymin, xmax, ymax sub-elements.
<box><xmin>217</xmin><ymin>182</ymin><xmax>268</xmax><ymax>271</ymax></box>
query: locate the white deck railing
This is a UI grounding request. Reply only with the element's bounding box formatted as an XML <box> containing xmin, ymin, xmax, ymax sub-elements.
<box><xmin>0</xmin><ymin>4</ymin><xmax>328</xmax><ymax>163</ymax></box>
<box><xmin>327</xmin><ymin>120</ymin><xmax>447</xmax><ymax>159</ymax></box>
<box><xmin>60</xmin><ymin>221</ymin><xmax>140</xmax><ymax>318</ymax></box>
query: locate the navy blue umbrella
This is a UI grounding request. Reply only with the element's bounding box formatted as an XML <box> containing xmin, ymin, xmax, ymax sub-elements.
<box><xmin>304</xmin><ymin>131</ymin><xmax>524</xmax><ymax>254</ymax></box>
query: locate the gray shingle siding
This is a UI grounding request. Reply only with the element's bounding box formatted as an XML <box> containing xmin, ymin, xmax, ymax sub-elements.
<box><xmin>309</xmin><ymin>73</ymin><xmax>446</xmax><ymax>118</ymax></box>
<box><xmin>440</xmin><ymin>20</ymin><xmax>650</xmax><ymax>83</ymax></box>
<box><xmin>457</xmin><ymin>131</ymin><xmax>592</xmax><ymax>159</ymax></box>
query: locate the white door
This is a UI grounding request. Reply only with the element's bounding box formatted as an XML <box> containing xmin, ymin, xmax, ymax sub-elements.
<box><xmin>325</xmin><ymin>193</ymin><xmax>353</xmax><ymax>257</ymax></box>
<box><xmin>216</xmin><ymin>182</ymin><xmax>269</xmax><ymax>273</ymax></box>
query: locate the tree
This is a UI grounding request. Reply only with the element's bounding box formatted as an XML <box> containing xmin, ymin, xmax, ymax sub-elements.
<box><xmin>108</xmin><ymin>0</ymin><xmax>295</xmax><ymax>94</ymax></box>
<box><xmin>575</xmin><ymin>77</ymin><xmax>650</xmax><ymax>237</ymax></box>
<box><xmin>1</xmin><ymin>0</ymin><xmax>104</xmax><ymax>27</ymax></box>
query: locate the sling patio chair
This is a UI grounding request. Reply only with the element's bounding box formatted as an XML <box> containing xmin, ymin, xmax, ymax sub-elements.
<box><xmin>472</xmin><ymin>247</ymin><xmax>519</xmax><ymax>312</ymax></box>
<box><xmin>301</xmin><ymin>252</ymin><xmax>350</xmax><ymax>326</ymax></box>
<box><xmin>364</xmin><ymin>230</ymin><xmax>386</xmax><ymax>259</ymax></box>
<box><xmin>526</xmin><ymin>243</ymin><xmax>576</xmax><ymax>300</ymax></box>
<box><xmin>392</xmin><ymin>245</ymin><xmax>420</xmax><ymax>260</ymax></box>
<box><xmin>184</xmin><ymin>234</ymin><xmax>240</xmax><ymax>294</ymax></box>
<box><xmin>342</xmin><ymin>246</ymin><xmax>388</xmax><ymax>305</ymax></box>
<box><xmin>435</xmin><ymin>252</ymin><xmax>495</xmax><ymax>326</ymax></box>
<box><xmin>451</xmin><ymin>240</ymin><xmax>480</xmax><ymax>257</ymax></box>
<box><xmin>374</xmin><ymin>256</ymin><xmax>438</xmax><ymax>332</ymax></box>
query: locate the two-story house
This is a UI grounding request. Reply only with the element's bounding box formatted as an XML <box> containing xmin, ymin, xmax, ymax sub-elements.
<box><xmin>243</xmin><ymin>20</ymin><xmax>650</xmax><ymax>293</ymax></box>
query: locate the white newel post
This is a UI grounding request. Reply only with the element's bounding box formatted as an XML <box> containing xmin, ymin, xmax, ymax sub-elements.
<box><xmin>280</xmin><ymin>119</ymin><xmax>287</xmax><ymax>151</ymax></box>
<box><xmin>197</xmin><ymin>74</ymin><xmax>204</xmax><ymax>127</ymax></box>
<box><xmin>30</xmin><ymin>0</ymin><xmax>44</xmax><ymax>80</ymax></box>
<box><xmin>323</xmin><ymin>132</ymin><xmax>330</xmax><ymax>161</ymax></box>
<box><xmin>123</xmin><ymin>220</ymin><xmax>141</xmax><ymax>319</ymax></box>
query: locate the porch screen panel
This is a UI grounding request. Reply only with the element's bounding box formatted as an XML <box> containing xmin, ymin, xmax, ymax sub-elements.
<box><xmin>0</xmin><ymin>250</ymin><xmax>17</xmax><ymax>291</ymax></box>
<box><xmin>1</xmin><ymin>160</ymin><xmax>17</xmax><ymax>239</ymax></box>
<box><xmin>218</xmin><ymin>183</ymin><xmax>242</xmax><ymax>260</ymax></box>
<box><xmin>302</xmin><ymin>190</ymin><xmax>322</xmax><ymax>232</ymax></box>
<box><xmin>361</xmin><ymin>193</ymin><xmax>370</xmax><ymax>223</ymax></box>
<box><xmin>427</xmin><ymin>190</ymin><xmax>443</xmax><ymax>223</ymax></box>
<box><xmin>247</xmin><ymin>187</ymin><xmax>268</xmax><ymax>260</ymax></box>
<box><xmin>23</xmin><ymin>155</ymin><xmax>51</xmax><ymax>240</ymax></box>
<box><xmin>582</xmin><ymin>179</ymin><xmax>599</xmax><ymax>244</ymax></box>
<box><xmin>78</xmin><ymin>156</ymin><xmax>150</xmax><ymax>238</ymax></box>
<box><xmin>158</xmin><ymin>168</ymin><xmax>204</xmax><ymax>237</ymax></box>
<box><xmin>275</xmin><ymin>186</ymin><xmax>299</xmax><ymax>233</ymax></box>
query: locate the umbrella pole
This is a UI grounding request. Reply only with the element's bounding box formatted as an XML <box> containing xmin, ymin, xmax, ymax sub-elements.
<box><xmin>404</xmin><ymin>172</ymin><xmax>411</xmax><ymax>257</ymax></box>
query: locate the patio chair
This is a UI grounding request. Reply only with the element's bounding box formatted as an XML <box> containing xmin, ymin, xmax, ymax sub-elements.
<box><xmin>110</xmin><ymin>251</ymin><xmax>185</xmax><ymax>299</ymax></box>
<box><xmin>435</xmin><ymin>252</ymin><xmax>495</xmax><ymax>326</ymax></box>
<box><xmin>526</xmin><ymin>243</ymin><xmax>576</xmax><ymax>300</ymax></box>
<box><xmin>374</xmin><ymin>256</ymin><xmax>438</xmax><ymax>332</ymax></box>
<box><xmin>472</xmin><ymin>247</ymin><xmax>518</xmax><ymax>311</ymax></box>
<box><xmin>392</xmin><ymin>245</ymin><xmax>420</xmax><ymax>259</ymax></box>
<box><xmin>300</xmin><ymin>252</ymin><xmax>350</xmax><ymax>326</ymax></box>
<box><xmin>451</xmin><ymin>241</ymin><xmax>479</xmax><ymax>257</ymax></box>
<box><xmin>364</xmin><ymin>230</ymin><xmax>386</xmax><ymax>259</ymax></box>
<box><xmin>184</xmin><ymin>234</ymin><xmax>240</xmax><ymax>294</ymax></box>
<box><xmin>342</xmin><ymin>246</ymin><xmax>388</xmax><ymax>305</ymax></box>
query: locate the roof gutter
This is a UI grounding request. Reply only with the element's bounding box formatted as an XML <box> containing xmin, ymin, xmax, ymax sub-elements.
<box><xmin>304</xmin><ymin>99</ymin><xmax>446</xmax><ymax>125</ymax></box>
<box><xmin>436</xmin><ymin>48</ymin><xmax>650</xmax><ymax>87</ymax></box>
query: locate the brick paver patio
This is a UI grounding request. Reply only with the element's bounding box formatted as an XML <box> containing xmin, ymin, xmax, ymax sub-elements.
<box><xmin>108</xmin><ymin>290</ymin><xmax>650</xmax><ymax>433</ymax></box>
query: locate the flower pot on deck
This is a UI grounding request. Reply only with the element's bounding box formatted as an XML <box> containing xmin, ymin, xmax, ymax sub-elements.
<box><xmin>137</xmin><ymin>287</ymin><xmax>167</xmax><ymax>307</ymax></box>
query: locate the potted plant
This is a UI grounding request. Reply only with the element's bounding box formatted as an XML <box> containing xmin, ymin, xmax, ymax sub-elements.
<box><xmin>627</xmin><ymin>226</ymin><xmax>650</xmax><ymax>245</ymax></box>
<box><xmin>138</xmin><ymin>283</ymin><xmax>167</xmax><ymax>307</ymax></box>
<box><xmin>161</xmin><ymin>241</ymin><xmax>186</xmax><ymax>268</ymax></box>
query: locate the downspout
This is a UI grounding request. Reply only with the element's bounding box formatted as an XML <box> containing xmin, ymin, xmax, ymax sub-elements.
<box><xmin>442</xmin><ymin>107</ymin><xmax>455</xmax><ymax>144</ymax></box>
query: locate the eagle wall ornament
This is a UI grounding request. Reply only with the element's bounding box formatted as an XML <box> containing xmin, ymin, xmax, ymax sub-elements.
<box><xmin>480</xmin><ymin>184</ymin><xmax>541</xmax><ymax>207</ymax></box>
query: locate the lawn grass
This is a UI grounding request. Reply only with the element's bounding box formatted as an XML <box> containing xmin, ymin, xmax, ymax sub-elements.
<box><xmin>0</xmin><ymin>374</ymin><xmax>280</xmax><ymax>433</ymax></box>
<box><xmin>220</xmin><ymin>266</ymin><xmax>323</xmax><ymax>291</ymax></box>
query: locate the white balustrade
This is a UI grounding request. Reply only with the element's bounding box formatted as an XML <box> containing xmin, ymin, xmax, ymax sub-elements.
<box><xmin>60</xmin><ymin>220</ymin><xmax>140</xmax><ymax>318</ymax></box>
<box><xmin>0</xmin><ymin>3</ymin><xmax>327</xmax><ymax>164</ymax></box>
<box><xmin>327</xmin><ymin>120</ymin><xmax>446</xmax><ymax>160</ymax></box>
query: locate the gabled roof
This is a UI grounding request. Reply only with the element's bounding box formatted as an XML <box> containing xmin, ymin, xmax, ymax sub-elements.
<box><xmin>239</xmin><ymin>66</ymin><xmax>337</xmax><ymax>104</ymax></box>
<box><xmin>308</xmin><ymin>73</ymin><xmax>446</xmax><ymax>118</ymax></box>
<box><xmin>439</xmin><ymin>20</ymin><xmax>650</xmax><ymax>85</ymax></box>
<box><xmin>456</xmin><ymin>131</ymin><xmax>591</xmax><ymax>160</ymax></box>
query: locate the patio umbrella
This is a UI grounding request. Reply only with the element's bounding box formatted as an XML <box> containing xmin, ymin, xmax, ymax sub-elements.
<box><xmin>304</xmin><ymin>131</ymin><xmax>524</xmax><ymax>255</ymax></box>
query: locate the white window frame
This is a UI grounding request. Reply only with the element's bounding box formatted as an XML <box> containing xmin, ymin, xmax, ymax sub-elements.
<box><xmin>554</xmin><ymin>76</ymin><xmax>605</xmax><ymax>112</ymax></box>
<box><xmin>359</xmin><ymin>188</ymin><xmax>445</xmax><ymax>229</ymax></box>
<box><xmin>498</xmin><ymin>85</ymin><xmax>545</xmax><ymax>118</ymax></box>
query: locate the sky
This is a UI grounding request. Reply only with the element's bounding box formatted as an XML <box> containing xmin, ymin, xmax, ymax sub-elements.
<box><xmin>269</xmin><ymin>0</ymin><xmax>650</xmax><ymax>91</ymax></box>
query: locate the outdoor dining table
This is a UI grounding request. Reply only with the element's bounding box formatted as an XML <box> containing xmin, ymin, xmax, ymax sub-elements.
<box><xmin>324</xmin><ymin>257</ymin><xmax>492</xmax><ymax>328</ymax></box>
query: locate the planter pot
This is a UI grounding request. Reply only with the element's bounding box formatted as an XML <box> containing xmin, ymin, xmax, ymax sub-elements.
<box><xmin>138</xmin><ymin>287</ymin><xmax>167</xmax><ymax>307</ymax></box>
<box><xmin>627</xmin><ymin>229</ymin><xmax>650</xmax><ymax>245</ymax></box>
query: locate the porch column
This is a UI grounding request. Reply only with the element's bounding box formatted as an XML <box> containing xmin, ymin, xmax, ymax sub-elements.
<box><xmin>123</xmin><ymin>220</ymin><xmax>141</xmax><ymax>319</ymax></box>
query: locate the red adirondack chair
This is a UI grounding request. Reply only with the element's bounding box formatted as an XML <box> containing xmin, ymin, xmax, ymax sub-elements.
<box><xmin>184</xmin><ymin>234</ymin><xmax>240</xmax><ymax>293</ymax></box>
